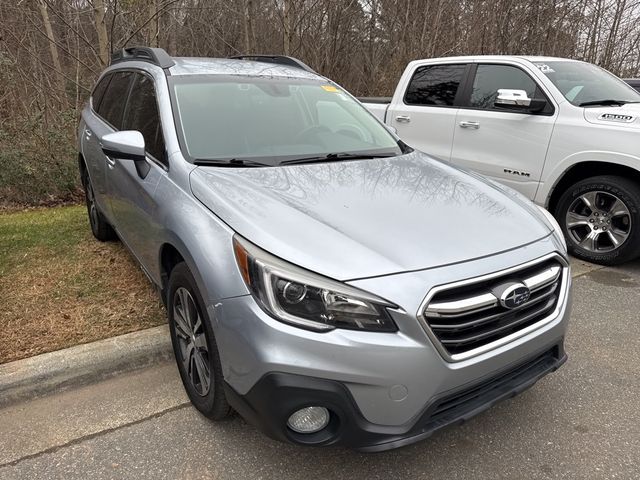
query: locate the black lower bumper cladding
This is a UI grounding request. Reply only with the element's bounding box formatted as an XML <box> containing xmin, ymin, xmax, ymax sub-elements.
<box><xmin>224</xmin><ymin>341</ymin><xmax>567</xmax><ymax>452</ymax></box>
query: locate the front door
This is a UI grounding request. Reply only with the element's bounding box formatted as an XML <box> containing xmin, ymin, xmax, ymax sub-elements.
<box><xmin>107</xmin><ymin>72</ymin><xmax>166</xmax><ymax>270</ymax></box>
<box><xmin>450</xmin><ymin>63</ymin><xmax>558</xmax><ymax>200</ymax></box>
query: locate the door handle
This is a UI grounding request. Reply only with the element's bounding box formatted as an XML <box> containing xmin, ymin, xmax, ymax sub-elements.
<box><xmin>395</xmin><ymin>115</ymin><xmax>411</xmax><ymax>123</ymax></box>
<box><xmin>459</xmin><ymin>121</ymin><xmax>480</xmax><ymax>129</ymax></box>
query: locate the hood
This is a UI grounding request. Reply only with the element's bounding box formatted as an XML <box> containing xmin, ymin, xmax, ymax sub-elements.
<box><xmin>190</xmin><ymin>152</ymin><xmax>551</xmax><ymax>281</ymax></box>
<box><xmin>583</xmin><ymin>103</ymin><xmax>640</xmax><ymax>129</ymax></box>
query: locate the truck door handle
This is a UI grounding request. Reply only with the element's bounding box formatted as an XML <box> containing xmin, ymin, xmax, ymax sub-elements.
<box><xmin>459</xmin><ymin>121</ymin><xmax>480</xmax><ymax>129</ymax></box>
<box><xmin>395</xmin><ymin>115</ymin><xmax>411</xmax><ymax>123</ymax></box>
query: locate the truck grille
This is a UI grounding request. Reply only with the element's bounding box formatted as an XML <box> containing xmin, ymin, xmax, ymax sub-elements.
<box><xmin>422</xmin><ymin>256</ymin><xmax>565</xmax><ymax>358</ymax></box>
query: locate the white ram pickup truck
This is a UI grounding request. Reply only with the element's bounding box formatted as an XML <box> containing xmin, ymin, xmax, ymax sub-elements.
<box><xmin>362</xmin><ymin>56</ymin><xmax>640</xmax><ymax>265</ymax></box>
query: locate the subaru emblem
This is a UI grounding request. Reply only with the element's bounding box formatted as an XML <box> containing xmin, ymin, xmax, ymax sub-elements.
<box><xmin>499</xmin><ymin>283</ymin><xmax>531</xmax><ymax>309</ymax></box>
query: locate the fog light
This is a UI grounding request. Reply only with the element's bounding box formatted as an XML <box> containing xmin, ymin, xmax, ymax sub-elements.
<box><xmin>287</xmin><ymin>406</ymin><xmax>330</xmax><ymax>434</ymax></box>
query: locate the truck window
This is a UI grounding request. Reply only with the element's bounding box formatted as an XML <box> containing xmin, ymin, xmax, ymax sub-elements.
<box><xmin>404</xmin><ymin>64</ymin><xmax>466</xmax><ymax>107</ymax></box>
<box><xmin>470</xmin><ymin>65</ymin><xmax>538</xmax><ymax>110</ymax></box>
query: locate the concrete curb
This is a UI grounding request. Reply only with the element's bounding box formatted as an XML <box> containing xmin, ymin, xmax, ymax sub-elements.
<box><xmin>0</xmin><ymin>325</ymin><xmax>173</xmax><ymax>408</ymax></box>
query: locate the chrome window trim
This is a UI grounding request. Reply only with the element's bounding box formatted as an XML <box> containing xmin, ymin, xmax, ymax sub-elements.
<box><xmin>417</xmin><ymin>252</ymin><xmax>570</xmax><ymax>363</ymax></box>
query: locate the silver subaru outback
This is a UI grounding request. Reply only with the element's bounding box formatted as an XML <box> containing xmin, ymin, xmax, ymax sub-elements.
<box><xmin>78</xmin><ymin>47</ymin><xmax>571</xmax><ymax>451</ymax></box>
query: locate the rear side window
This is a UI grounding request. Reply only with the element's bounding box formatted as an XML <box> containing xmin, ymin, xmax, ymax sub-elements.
<box><xmin>97</xmin><ymin>71</ymin><xmax>133</xmax><ymax>130</ymax></box>
<box><xmin>470</xmin><ymin>64</ymin><xmax>539</xmax><ymax>110</ymax></box>
<box><xmin>91</xmin><ymin>74</ymin><xmax>112</xmax><ymax>111</ymax></box>
<box><xmin>404</xmin><ymin>64</ymin><xmax>466</xmax><ymax>106</ymax></box>
<box><xmin>123</xmin><ymin>73</ymin><xmax>165</xmax><ymax>163</ymax></box>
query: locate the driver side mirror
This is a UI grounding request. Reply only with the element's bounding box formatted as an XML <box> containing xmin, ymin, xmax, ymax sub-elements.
<box><xmin>101</xmin><ymin>131</ymin><xmax>146</xmax><ymax>162</ymax></box>
<box><xmin>495</xmin><ymin>89</ymin><xmax>547</xmax><ymax>113</ymax></box>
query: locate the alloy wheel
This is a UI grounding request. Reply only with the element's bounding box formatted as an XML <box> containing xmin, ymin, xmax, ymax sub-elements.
<box><xmin>173</xmin><ymin>287</ymin><xmax>211</xmax><ymax>396</ymax></box>
<box><xmin>565</xmin><ymin>190</ymin><xmax>631</xmax><ymax>253</ymax></box>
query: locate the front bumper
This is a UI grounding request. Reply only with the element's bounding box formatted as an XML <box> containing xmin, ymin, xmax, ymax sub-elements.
<box><xmin>211</xmin><ymin>238</ymin><xmax>572</xmax><ymax>449</ymax></box>
<box><xmin>224</xmin><ymin>341</ymin><xmax>566</xmax><ymax>451</ymax></box>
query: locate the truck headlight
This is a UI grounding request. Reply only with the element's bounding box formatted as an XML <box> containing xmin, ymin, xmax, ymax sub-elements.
<box><xmin>536</xmin><ymin>205</ymin><xmax>567</xmax><ymax>252</ymax></box>
<box><xmin>233</xmin><ymin>236</ymin><xmax>397</xmax><ymax>332</ymax></box>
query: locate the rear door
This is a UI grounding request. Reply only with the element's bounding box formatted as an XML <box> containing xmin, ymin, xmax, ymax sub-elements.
<box><xmin>387</xmin><ymin>63</ymin><xmax>469</xmax><ymax>161</ymax></box>
<box><xmin>107</xmin><ymin>71</ymin><xmax>166</xmax><ymax>269</ymax></box>
<box><xmin>82</xmin><ymin>71</ymin><xmax>134</xmax><ymax>222</ymax></box>
<box><xmin>450</xmin><ymin>63</ymin><xmax>558</xmax><ymax>200</ymax></box>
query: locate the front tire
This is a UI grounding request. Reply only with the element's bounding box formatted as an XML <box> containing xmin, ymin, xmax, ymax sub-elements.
<box><xmin>168</xmin><ymin>262</ymin><xmax>231</xmax><ymax>420</ymax></box>
<box><xmin>555</xmin><ymin>175</ymin><xmax>640</xmax><ymax>265</ymax></box>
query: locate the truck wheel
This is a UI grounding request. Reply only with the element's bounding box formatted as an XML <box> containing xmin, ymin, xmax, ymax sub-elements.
<box><xmin>82</xmin><ymin>168</ymin><xmax>116</xmax><ymax>242</ymax></box>
<box><xmin>167</xmin><ymin>262</ymin><xmax>231</xmax><ymax>420</ymax></box>
<box><xmin>555</xmin><ymin>175</ymin><xmax>640</xmax><ymax>265</ymax></box>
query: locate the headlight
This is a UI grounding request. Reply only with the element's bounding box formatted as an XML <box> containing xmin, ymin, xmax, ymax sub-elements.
<box><xmin>536</xmin><ymin>205</ymin><xmax>567</xmax><ymax>252</ymax></box>
<box><xmin>233</xmin><ymin>236</ymin><xmax>397</xmax><ymax>332</ymax></box>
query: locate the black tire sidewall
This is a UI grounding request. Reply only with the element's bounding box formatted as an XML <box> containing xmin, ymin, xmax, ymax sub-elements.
<box><xmin>556</xmin><ymin>176</ymin><xmax>640</xmax><ymax>265</ymax></box>
<box><xmin>167</xmin><ymin>262</ymin><xmax>230</xmax><ymax>419</ymax></box>
<box><xmin>82</xmin><ymin>169</ymin><xmax>99</xmax><ymax>237</ymax></box>
<box><xmin>82</xmin><ymin>168</ymin><xmax>115</xmax><ymax>241</ymax></box>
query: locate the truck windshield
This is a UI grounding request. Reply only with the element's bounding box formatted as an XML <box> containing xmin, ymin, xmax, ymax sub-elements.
<box><xmin>170</xmin><ymin>76</ymin><xmax>401</xmax><ymax>165</ymax></box>
<box><xmin>534</xmin><ymin>61</ymin><xmax>640</xmax><ymax>107</ymax></box>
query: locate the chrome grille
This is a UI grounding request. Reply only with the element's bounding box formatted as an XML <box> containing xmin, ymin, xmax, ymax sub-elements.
<box><xmin>423</xmin><ymin>256</ymin><xmax>565</xmax><ymax>358</ymax></box>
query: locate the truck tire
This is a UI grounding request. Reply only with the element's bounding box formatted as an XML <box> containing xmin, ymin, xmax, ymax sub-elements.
<box><xmin>168</xmin><ymin>262</ymin><xmax>231</xmax><ymax>420</ymax></box>
<box><xmin>555</xmin><ymin>175</ymin><xmax>640</xmax><ymax>265</ymax></box>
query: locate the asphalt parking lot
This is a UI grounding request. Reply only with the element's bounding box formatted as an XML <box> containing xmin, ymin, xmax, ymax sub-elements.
<box><xmin>1</xmin><ymin>258</ymin><xmax>639</xmax><ymax>479</ymax></box>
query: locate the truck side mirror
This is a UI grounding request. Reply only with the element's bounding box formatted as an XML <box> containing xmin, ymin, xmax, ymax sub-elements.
<box><xmin>495</xmin><ymin>89</ymin><xmax>547</xmax><ymax>113</ymax></box>
<box><xmin>495</xmin><ymin>89</ymin><xmax>532</xmax><ymax>108</ymax></box>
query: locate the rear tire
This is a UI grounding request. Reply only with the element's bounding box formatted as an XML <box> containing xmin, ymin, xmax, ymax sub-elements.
<box><xmin>81</xmin><ymin>167</ymin><xmax>116</xmax><ymax>242</ymax></box>
<box><xmin>167</xmin><ymin>262</ymin><xmax>231</xmax><ymax>420</ymax></box>
<box><xmin>555</xmin><ymin>175</ymin><xmax>640</xmax><ymax>265</ymax></box>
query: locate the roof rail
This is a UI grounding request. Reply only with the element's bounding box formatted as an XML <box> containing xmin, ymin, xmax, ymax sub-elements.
<box><xmin>229</xmin><ymin>55</ymin><xmax>316</xmax><ymax>74</ymax></box>
<box><xmin>111</xmin><ymin>47</ymin><xmax>175</xmax><ymax>69</ymax></box>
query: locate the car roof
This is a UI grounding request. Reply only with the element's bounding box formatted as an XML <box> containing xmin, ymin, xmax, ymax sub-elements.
<box><xmin>168</xmin><ymin>57</ymin><xmax>323</xmax><ymax>80</ymax></box>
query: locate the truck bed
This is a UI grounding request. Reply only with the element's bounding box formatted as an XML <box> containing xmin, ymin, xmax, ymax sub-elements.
<box><xmin>358</xmin><ymin>97</ymin><xmax>391</xmax><ymax>122</ymax></box>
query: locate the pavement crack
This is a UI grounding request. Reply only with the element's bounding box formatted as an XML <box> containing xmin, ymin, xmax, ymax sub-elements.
<box><xmin>0</xmin><ymin>402</ymin><xmax>192</xmax><ymax>469</ymax></box>
<box><xmin>571</xmin><ymin>265</ymin><xmax>607</xmax><ymax>280</ymax></box>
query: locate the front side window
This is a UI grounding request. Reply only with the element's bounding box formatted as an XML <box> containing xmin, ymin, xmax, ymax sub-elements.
<box><xmin>97</xmin><ymin>71</ymin><xmax>133</xmax><ymax>129</ymax></box>
<box><xmin>470</xmin><ymin>64</ymin><xmax>539</xmax><ymax>110</ymax></box>
<box><xmin>171</xmin><ymin>76</ymin><xmax>401</xmax><ymax>164</ymax></box>
<box><xmin>123</xmin><ymin>73</ymin><xmax>165</xmax><ymax>163</ymax></box>
<box><xmin>404</xmin><ymin>64</ymin><xmax>466</xmax><ymax>107</ymax></box>
<box><xmin>534</xmin><ymin>61</ymin><xmax>640</xmax><ymax>106</ymax></box>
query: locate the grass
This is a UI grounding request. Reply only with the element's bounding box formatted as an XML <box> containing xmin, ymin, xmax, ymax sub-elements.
<box><xmin>0</xmin><ymin>205</ymin><xmax>165</xmax><ymax>364</ymax></box>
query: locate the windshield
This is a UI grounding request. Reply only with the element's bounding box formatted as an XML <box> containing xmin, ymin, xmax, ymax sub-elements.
<box><xmin>534</xmin><ymin>61</ymin><xmax>640</xmax><ymax>106</ymax></box>
<box><xmin>170</xmin><ymin>76</ymin><xmax>402</xmax><ymax>165</ymax></box>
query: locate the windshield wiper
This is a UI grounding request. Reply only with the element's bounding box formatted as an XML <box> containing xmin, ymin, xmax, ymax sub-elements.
<box><xmin>578</xmin><ymin>99</ymin><xmax>637</xmax><ymax>107</ymax></box>
<box><xmin>193</xmin><ymin>158</ymin><xmax>270</xmax><ymax>168</ymax></box>
<box><xmin>280</xmin><ymin>152</ymin><xmax>395</xmax><ymax>166</ymax></box>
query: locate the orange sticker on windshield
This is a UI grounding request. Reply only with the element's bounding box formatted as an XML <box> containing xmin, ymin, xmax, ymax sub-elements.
<box><xmin>321</xmin><ymin>85</ymin><xmax>339</xmax><ymax>92</ymax></box>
